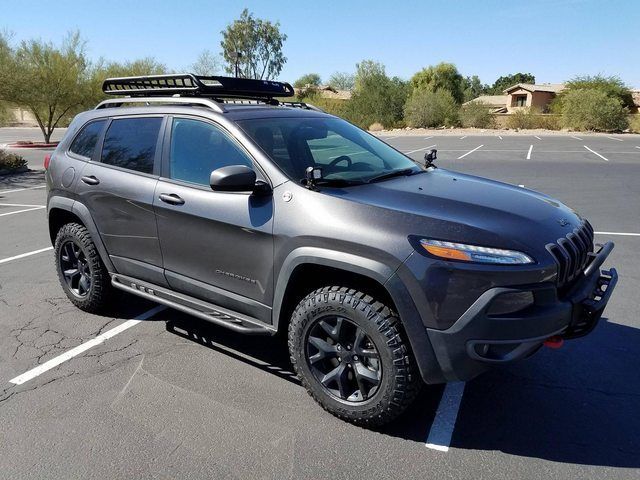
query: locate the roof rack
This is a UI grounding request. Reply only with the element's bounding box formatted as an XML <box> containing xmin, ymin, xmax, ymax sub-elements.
<box><xmin>95</xmin><ymin>96</ymin><xmax>227</xmax><ymax>113</ymax></box>
<box><xmin>97</xmin><ymin>74</ymin><xmax>324</xmax><ymax>113</ymax></box>
<box><xmin>102</xmin><ymin>73</ymin><xmax>295</xmax><ymax>100</ymax></box>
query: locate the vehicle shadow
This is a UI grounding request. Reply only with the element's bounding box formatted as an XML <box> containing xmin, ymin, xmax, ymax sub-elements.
<box><xmin>163</xmin><ymin>312</ymin><xmax>640</xmax><ymax>467</ymax></box>
<box><xmin>452</xmin><ymin>318</ymin><xmax>640</xmax><ymax>468</ymax></box>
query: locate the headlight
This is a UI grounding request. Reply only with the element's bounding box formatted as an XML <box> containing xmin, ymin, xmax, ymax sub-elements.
<box><xmin>419</xmin><ymin>239</ymin><xmax>534</xmax><ymax>265</ymax></box>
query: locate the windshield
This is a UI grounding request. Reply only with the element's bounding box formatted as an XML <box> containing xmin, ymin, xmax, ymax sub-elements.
<box><xmin>238</xmin><ymin>116</ymin><xmax>420</xmax><ymax>184</ymax></box>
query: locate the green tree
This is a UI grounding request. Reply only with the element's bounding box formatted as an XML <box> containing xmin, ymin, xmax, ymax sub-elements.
<box><xmin>220</xmin><ymin>9</ymin><xmax>287</xmax><ymax>79</ymax></box>
<box><xmin>293</xmin><ymin>73</ymin><xmax>321</xmax><ymax>88</ymax></box>
<box><xmin>404</xmin><ymin>89</ymin><xmax>459</xmax><ymax>128</ymax></box>
<box><xmin>191</xmin><ymin>50</ymin><xmax>222</xmax><ymax>76</ymax></box>
<box><xmin>328</xmin><ymin>71</ymin><xmax>355</xmax><ymax>91</ymax></box>
<box><xmin>410</xmin><ymin>63</ymin><xmax>464</xmax><ymax>103</ymax></box>
<box><xmin>87</xmin><ymin>57</ymin><xmax>167</xmax><ymax>107</ymax></box>
<box><xmin>488</xmin><ymin>73</ymin><xmax>535</xmax><ymax>94</ymax></box>
<box><xmin>0</xmin><ymin>31</ymin><xmax>90</xmax><ymax>143</ymax></box>
<box><xmin>561</xmin><ymin>88</ymin><xmax>628</xmax><ymax>132</ymax></box>
<box><xmin>346</xmin><ymin>60</ymin><xmax>408</xmax><ymax>129</ymax></box>
<box><xmin>563</xmin><ymin>75</ymin><xmax>633</xmax><ymax>109</ymax></box>
<box><xmin>462</xmin><ymin>75</ymin><xmax>488</xmax><ymax>102</ymax></box>
<box><xmin>460</xmin><ymin>100</ymin><xmax>494</xmax><ymax>128</ymax></box>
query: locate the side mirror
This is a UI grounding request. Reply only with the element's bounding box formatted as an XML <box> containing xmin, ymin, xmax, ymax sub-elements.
<box><xmin>424</xmin><ymin>149</ymin><xmax>437</xmax><ymax>167</ymax></box>
<box><xmin>210</xmin><ymin>165</ymin><xmax>258</xmax><ymax>193</ymax></box>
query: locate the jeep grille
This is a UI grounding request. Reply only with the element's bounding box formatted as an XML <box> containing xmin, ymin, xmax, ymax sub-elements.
<box><xmin>546</xmin><ymin>220</ymin><xmax>594</xmax><ymax>287</ymax></box>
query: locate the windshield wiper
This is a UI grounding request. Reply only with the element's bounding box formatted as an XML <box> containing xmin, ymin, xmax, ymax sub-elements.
<box><xmin>366</xmin><ymin>168</ymin><xmax>422</xmax><ymax>184</ymax></box>
<box><xmin>301</xmin><ymin>177</ymin><xmax>365</xmax><ymax>188</ymax></box>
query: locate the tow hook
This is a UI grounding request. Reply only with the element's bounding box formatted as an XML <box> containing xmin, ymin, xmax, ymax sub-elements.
<box><xmin>543</xmin><ymin>335</ymin><xmax>564</xmax><ymax>349</ymax></box>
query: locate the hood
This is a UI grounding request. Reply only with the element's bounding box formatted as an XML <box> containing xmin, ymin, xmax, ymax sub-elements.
<box><xmin>324</xmin><ymin>169</ymin><xmax>584</xmax><ymax>261</ymax></box>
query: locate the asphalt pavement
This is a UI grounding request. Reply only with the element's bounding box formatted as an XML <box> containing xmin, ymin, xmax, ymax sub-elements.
<box><xmin>1</xmin><ymin>129</ymin><xmax>639</xmax><ymax>479</ymax></box>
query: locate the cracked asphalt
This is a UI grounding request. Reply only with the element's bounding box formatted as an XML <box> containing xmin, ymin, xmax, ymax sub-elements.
<box><xmin>0</xmin><ymin>129</ymin><xmax>639</xmax><ymax>479</ymax></box>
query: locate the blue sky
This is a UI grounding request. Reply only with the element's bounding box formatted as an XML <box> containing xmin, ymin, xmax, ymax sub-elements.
<box><xmin>2</xmin><ymin>0</ymin><xmax>639</xmax><ymax>87</ymax></box>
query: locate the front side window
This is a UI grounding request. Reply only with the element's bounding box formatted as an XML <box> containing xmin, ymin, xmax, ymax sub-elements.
<box><xmin>514</xmin><ymin>95</ymin><xmax>527</xmax><ymax>107</ymax></box>
<box><xmin>169</xmin><ymin>118</ymin><xmax>253</xmax><ymax>186</ymax></box>
<box><xmin>238</xmin><ymin>116</ymin><xmax>419</xmax><ymax>184</ymax></box>
<box><xmin>69</xmin><ymin>120</ymin><xmax>106</xmax><ymax>158</ymax></box>
<box><xmin>100</xmin><ymin>117</ymin><xmax>162</xmax><ymax>174</ymax></box>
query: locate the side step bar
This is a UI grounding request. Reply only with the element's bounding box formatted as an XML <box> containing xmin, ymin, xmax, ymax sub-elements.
<box><xmin>111</xmin><ymin>273</ymin><xmax>275</xmax><ymax>335</ymax></box>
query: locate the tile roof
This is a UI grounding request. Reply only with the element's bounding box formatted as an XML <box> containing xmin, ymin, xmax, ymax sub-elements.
<box><xmin>504</xmin><ymin>83</ymin><xmax>565</xmax><ymax>94</ymax></box>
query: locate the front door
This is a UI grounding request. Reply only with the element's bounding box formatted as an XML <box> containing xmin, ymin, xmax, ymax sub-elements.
<box><xmin>153</xmin><ymin>116</ymin><xmax>274</xmax><ymax>322</ymax></box>
<box><xmin>75</xmin><ymin>115</ymin><xmax>166</xmax><ymax>285</ymax></box>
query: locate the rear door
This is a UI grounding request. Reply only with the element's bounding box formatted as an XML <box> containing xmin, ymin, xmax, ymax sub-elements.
<box><xmin>153</xmin><ymin>116</ymin><xmax>274</xmax><ymax>322</ymax></box>
<box><xmin>75</xmin><ymin>115</ymin><xmax>167</xmax><ymax>286</ymax></box>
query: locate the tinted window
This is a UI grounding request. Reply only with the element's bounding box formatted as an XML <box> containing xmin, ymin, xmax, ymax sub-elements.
<box><xmin>169</xmin><ymin>118</ymin><xmax>253</xmax><ymax>186</ymax></box>
<box><xmin>101</xmin><ymin>117</ymin><xmax>162</xmax><ymax>174</ymax></box>
<box><xmin>69</xmin><ymin>120</ymin><xmax>106</xmax><ymax>158</ymax></box>
<box><xmin>239</xmin><ymin>117</ymin><xmax>418</xmax><ymax>183</ymax></box>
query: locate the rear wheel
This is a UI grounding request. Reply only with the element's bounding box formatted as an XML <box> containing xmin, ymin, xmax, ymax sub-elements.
<box><xmin>54</xmin><ymin>223</ymin><xmax>112</xmax><ymax>313</ymax></box>
<box><xmin>288</xmin><ymin>286</ymin><xmax>420</xmax><ymax>427</ymax></box>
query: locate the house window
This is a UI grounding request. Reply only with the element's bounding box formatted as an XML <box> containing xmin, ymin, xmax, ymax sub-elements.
<box><xmin>514</xmin><ymin>95</ymin><xmax>527</xmax><ymax>107</ymax></box>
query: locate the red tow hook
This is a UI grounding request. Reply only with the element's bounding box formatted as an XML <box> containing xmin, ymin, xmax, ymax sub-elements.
<box><xmin>544</xmin><ymin>335</ymin><xmax>564</xmax><ymax>349</ymax></box>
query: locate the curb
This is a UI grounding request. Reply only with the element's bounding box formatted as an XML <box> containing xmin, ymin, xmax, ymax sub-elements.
<box><xmin>0</xmin><ymin>166</ymin><xmax>30</xmax><ymax>176</ymax></box>
<box><xmin>0</xmin><ymin>142</ymin><xmax>58</xmax><ymax>149</ymax></box>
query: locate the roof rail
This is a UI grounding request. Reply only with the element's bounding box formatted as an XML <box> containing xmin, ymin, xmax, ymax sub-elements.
<box><xmin>95</xmin><ymin>96</ymin><xmax>226</xmax><ymax>113</ymax></box>
<box><xmin>102</xmin><ymin>73</ymin><xmax>295</xmax><ymax>100</ymax></box>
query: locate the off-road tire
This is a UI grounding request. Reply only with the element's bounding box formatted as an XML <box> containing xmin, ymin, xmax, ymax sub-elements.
<box><xmin>54</xmin><ymin>222</ymin><xmax>112</xmax><ymax>313</ymax></box>
<box><xmin>288</xmin><ymin>286</ymin><xmax>421</xmax><ymax>427</ymax></box>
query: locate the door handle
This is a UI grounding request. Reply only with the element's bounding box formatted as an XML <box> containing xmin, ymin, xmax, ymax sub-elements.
<box><xmin>159</xmin><ymin>193</ymin><xmax>185</xmax><ymax>205</ymax></box>
<box><xmin>81</xmin><ymin>175</ymin><xmax>100</xmax><ymax>185</ymax></box>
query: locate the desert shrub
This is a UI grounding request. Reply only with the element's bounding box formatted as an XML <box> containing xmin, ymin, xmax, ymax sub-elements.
<box><xmin>0</xmin><ymin>150</ymin><xmax>28</xmax><ymax>171</ymax></box>
<box><xmin>460</xmin><ymin>101</ymin><xmax>494</xmax><ymax>128</ymax></box>
<box><xmin>368</xmin><ymin>122</ymin><xmax>384</xmax><ymax>131</ymax></box>
<box><xmin>404</xmin><ymin>89</ymin><xmax>459</xmax><ymax>128</ymax></box>
<box><xmin>344</xmin><ymin>61</ymin><xmax>409</xmax><ymax>128</ymax></box>
<box><xmin>506</xmin><ymin>108</ymin><xmax>537</xmax><ymax>129</ymax></box>
<box><xmin>561</xmin><ymin>88</ymin><xmax>629</xmax><ymax>131</ymax></box>
<box><xmin>533</xmin><ymin>114</ymin><xmax>561</xmax><ymax>130</ymax></box>
<box><xmin>628</xmin><ymin>115</ymin><xmax>640</xmax><ymax>133</ymax></box>
<box><xmin>296</xmin><ymin>93</ymin><xmax>349</xmax><ymax>118</ymax></box>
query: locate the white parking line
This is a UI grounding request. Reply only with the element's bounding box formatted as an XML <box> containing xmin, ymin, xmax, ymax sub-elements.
<box><xmin>404</xmin><ymin>144</ymin><xmax>437</xmax><ymax>155</ymax></box>
<box><xmin>0</xmin><ymin>206</ymin><xmax>46</xmax><ymax>217</ymax></box>
<box><xmin>459</xmin><ymin>136</ymin><xmax>467</xmax><ymax>140</ymax></box>
<box><xmin>534</xmin><ymin>136</ymin><xmax>541</xmax><ymax>140</ymax></box>
<box><xmin>595</xmin><ymin>231</ymin><xmax>640</xmax><ymax>237</ymax></box>
<box><xmin>457</xmin><ymin>145</ymin><xmax>483</xmax><ymax>159</ymax></box>
<box><xmin>526</xmin><ymin>145</ymin><xmax>533</xmax><ymax>160</ymax></box>
<box><xmin>383</xmin><ymin>135</ymin><xmax>399</xmax><ymax>140</ymax></box>
<box><xmin>584</xmin><ymin>145</ymin><xmax>609</xmax><ymax>162</ymax></box>
<box><xmin>498</xmin><ymin>136</ymin><xmax>503</xmax><ymax>140</ymax></box>
<box><xmin>607</xmin><ymin>136</ymin><xmax>623</xmax><ymax>142</ymax></box>
<box><xmin>425</xmin><ymin>382</ymin><xmax>466</xmax><ymax>452</ymax></box>
<box><xmin>9</xmin><ymin>305</ymin><xmax>167</xmax><ymax>385</ymax></box>
<box><xmin>571</xmin><ymin>135</ymin><xmax>583</xmax><ymax>140</ymax></box>
<box><xmin>424</xmin><ymin>136</ymin><xmax>433</xmax><ymax>140</ymax></box>
<box><xmin>0</xmin><ymin>203</ymin><xmax>46</xmax><ymax>207</ymax></box>
<box><xmin>636</xmin><ymin>146</ymin><xmax>640</xmax><ymax>150</ymax></box>
<box><xmin>0</xmin><ymin>246</ymin><xmax>53</xmax><ymax>265</ymax></box>
<box><xmin>0</xmin><ymin>185</ymin><xmax>46</xmax><ymax>194</ymax></box>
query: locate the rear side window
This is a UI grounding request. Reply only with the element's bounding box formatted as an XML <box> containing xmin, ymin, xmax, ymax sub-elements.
<box><xmin>169</xmin><ymin>118</ymin><xmax>253</xmax><ymax>186</ymax></box>
<box><xmin>69</xmin><ymin>120</ymin><xmax>106</xmax><ymax>158</ymax></box>
<box><xmin>101</xmin><ymin>117</ymin><xmax>162</xmax><ymax>174</ymax></box>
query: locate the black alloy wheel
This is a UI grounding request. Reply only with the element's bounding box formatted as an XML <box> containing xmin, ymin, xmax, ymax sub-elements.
<box><xmin>59</xmin><ymin>240</ymin><xmax>93</xmax><ymax>298</ymax></box>
<box><xmin>306</xmin><ymin>316</ymin><xmax>382</xmax><ymax>403</ymax></box>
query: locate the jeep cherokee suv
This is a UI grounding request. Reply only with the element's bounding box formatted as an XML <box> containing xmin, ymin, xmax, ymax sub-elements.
<box><xmin>46</xmin><ymin>74</ymin><xmax>617</xmax><ymax>426</ymax></box>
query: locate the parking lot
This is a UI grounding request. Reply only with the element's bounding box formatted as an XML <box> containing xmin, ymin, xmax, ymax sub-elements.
<box><xmin>1</xmin><ymin>129</ymin><xmax>639</xmax><ymax>479</ymax></box>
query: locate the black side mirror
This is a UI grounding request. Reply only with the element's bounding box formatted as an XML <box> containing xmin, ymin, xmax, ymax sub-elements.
<box><xmin>210</xmin><ymin>165</ymin><xmax>258</xmax><ymax>193</ymax></box>
<box><xmin>424</xmin><ymin>149</ymin><xmax>437</xmax><ymax>167</ymax></box>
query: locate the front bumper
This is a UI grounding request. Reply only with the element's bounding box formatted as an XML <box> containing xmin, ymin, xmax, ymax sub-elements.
<box><xmin>426</xmin><ymin>243</ymin><xmax>618</xmax><ymax>382</ymax></box>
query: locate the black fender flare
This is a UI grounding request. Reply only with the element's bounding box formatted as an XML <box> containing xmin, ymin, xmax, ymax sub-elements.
<box><xmin>272</xmin><ymin>247</ymin><xmax>445</xmax><ymax>384</ymax></box>
<box><xmin>48</xmin><ymin>196</ymin><xmax>115</xmax><ymax>273</ymax></box>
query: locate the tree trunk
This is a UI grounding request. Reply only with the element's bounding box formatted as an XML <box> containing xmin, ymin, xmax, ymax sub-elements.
<box><xmin>43</xmin><ymin>131</ymin><xmax>51</xmax><ymax>144</ymax></box>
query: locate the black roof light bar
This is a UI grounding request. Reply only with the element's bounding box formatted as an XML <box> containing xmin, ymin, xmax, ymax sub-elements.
<box><xmin>102</xmin><ymin>73</ymin><xmax>295</xmax><ymax>100</ymax></box>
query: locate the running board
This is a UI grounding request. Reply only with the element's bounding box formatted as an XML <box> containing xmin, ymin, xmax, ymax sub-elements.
<box><xmin>111</xmin><ymin>273</ymin><xmax>275</xmax><ymax>335</ymax></box>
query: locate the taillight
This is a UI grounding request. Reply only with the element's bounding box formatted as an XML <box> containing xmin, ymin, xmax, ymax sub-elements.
<box><xmin>44</xmin><ymin>154</ymin><xmax>51</xmax><ymax>170</ymax></box>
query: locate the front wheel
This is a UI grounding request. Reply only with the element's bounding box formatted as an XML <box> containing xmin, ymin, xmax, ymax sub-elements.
<box><xmin>288</xmin><ymin>286</ymin><xmax>420</xmax><ymax>427</ymax></box>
